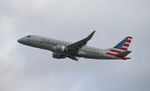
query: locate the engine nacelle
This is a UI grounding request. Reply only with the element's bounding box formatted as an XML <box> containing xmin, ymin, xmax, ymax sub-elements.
<box><xmin>52</xmin><ymin>53</ymin><xmax>66</xmax><ymax>59</ymax></box>
<box><xmin>53</xmin><ymin>45</ymin><xmax>66</xmax><ymax>53</ymax></box>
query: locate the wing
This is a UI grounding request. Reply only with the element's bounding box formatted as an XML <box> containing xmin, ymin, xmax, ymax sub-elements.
<box><xmin>64</xmin><ymin>31</ymin><xmax>95</xmax><ymax>54</ymax></box>
<box><xmin>67</xmin><ymin>56</ymin><xmax>79</xmax><ymax>61</ymax></box>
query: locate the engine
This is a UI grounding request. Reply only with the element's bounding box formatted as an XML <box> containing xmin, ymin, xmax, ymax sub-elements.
<box><xmin>52</xmin><ymin>53</ymin><xmax>66</xmax><ymax>59</ymax></box>
<box><xmin>53</xmin><ymin>45</ymin><xmax>67</xmax><ymax>53</ymax></box>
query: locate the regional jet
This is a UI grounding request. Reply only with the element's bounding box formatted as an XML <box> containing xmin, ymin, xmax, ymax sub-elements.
<box><xmin>18</xmin><ymin>31</ymin><xmax>132</xmax><ymax>61</ymax></box>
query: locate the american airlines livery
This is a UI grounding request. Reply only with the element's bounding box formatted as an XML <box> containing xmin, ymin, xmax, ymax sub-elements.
<box><xmin>18</xmin><ymin>31</ymin><xmax>133</xmax><ymax>61</ymax></box>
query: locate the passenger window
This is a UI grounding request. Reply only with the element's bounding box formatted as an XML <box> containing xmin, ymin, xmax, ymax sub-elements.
<box><xmin>27</xmin><ymin>35</ymin><xmax>31</xmax><ymax>37</ymax></box>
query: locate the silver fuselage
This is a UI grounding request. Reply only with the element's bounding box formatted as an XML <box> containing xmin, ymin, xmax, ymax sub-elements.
<box><xmin>18</xmin><ymin>35</ymin><xmax>117</xmax><ymax>59</ymax></box>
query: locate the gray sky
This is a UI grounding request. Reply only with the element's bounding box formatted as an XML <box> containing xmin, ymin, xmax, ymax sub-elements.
<box><xmin>0</xmin><ymin>0</ymin><xmax>150</xmax><ymax>91</ymax></box>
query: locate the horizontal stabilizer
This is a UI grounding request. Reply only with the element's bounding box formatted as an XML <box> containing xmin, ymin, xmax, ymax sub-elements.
<box><xmin>115</xmin><ymin>51</ymin><xmax>131</xmax><ymax>58</ymax></box>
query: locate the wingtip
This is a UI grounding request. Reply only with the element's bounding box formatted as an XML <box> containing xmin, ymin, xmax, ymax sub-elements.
<box><xmin>91</xmin><ymin>31</ymin><xmax>96</xmax><ymax>35</ymax></box>
<box><xmin>93</xmin><ymin>30</ymin><xmax>96</xmax><ymax>33</ymax></box>
<box><xmin>90</xmin><ymin>31</ymin><xmax>96</xmax><ymax>37</ymax></box>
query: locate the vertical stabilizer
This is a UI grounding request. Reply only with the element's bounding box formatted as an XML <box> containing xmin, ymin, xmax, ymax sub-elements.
<box><xmin>106</xmin><ymin>36</ymin><xmax>133</xmax><ymax>58</ymax></box>
<box><xmin>114</xmin><ymin>36</ymin><xmax>133</xmax><ymax>50</ymax></box>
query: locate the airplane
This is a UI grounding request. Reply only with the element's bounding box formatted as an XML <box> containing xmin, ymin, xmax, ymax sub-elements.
<box><xmin>18</xmin><ymin>31</ymin><xmax>133</xmax><ymax>61</ymax></box>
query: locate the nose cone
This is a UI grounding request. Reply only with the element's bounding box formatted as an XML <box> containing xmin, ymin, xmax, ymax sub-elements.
<box><xmin>17</xmin><ymin>38</ymin><xmax>24</xmax><ymax>44</ymax></box>
<box><xmin>17</xmin><ymin>39</ymin><xmax>22</xmax><ymax>43</ymax></box>
<box><xmin>18</xmin><ymin>36</ymin><xmax>30</xmax><ymax>45</ymax></box>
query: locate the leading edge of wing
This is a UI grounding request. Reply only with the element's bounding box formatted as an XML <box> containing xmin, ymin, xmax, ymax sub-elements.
<box><xmin>65</xmin><ymin>31</ymin><xmax>96</xmax><ymax>54</ymax></box>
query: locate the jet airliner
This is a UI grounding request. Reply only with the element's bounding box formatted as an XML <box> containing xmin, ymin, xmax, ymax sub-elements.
<box><xmin>18</xmin><ymin>31</ymin><xmax>132</xmax><ymax>61</ymax></box>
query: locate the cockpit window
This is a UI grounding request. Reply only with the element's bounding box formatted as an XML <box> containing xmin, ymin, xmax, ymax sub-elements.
<box><xmin>27</xmin><ymin>35</ymin><xmax>31</xmax><ymax>37</ymax></box>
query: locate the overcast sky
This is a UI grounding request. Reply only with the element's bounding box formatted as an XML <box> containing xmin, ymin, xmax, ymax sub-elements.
<box><xmin>0</xmin><ymin>0</ymin><xmax>150</xmax><ymax>91</ymax></box>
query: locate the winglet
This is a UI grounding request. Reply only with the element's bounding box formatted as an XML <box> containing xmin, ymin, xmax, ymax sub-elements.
<box><xmin>86</xmin><ymin>31</ymin><xmax>96</xmax><ymax>40</ymax></box>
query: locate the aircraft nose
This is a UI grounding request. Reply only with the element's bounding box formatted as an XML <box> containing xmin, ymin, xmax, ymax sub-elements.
<box><xmin>17</xmin><ymin>38</ymin><xmax>24</xmax><ymax>43</ymax></box>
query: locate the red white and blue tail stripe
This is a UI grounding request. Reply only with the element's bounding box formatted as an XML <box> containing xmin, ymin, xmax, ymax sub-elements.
<box><xmin>114</xmin><ymin>36</ymin><xmax>132</xmax><ymax>50</ymax></box>
<box><xmin>106</xmin><ymin>36</ymin><xmax>133</xmax><ymax>58</ymax></box>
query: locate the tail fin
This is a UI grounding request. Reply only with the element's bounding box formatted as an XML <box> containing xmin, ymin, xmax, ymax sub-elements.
<box><xmin>106</xmin><ymin>36</ymin><xmax>133</xmax><ymax>58</ymax></box>
<box><xmin>114</xmin><ymin>36</ymin><xmax>133</xmax><ymax>50</ymax></box>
